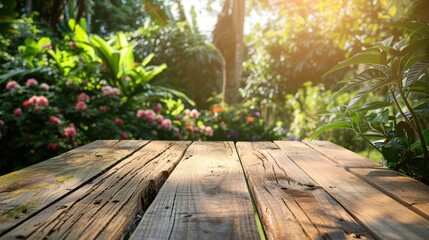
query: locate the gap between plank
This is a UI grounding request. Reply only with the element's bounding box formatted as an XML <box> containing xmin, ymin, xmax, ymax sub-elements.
<box><xmin>122</xmin><ymin>141</ymin><xmax>191</xmax><ymax>239</ymax></box>
<box><xmin>235</xmin><ymin>142</ymin><xmax>267</xmax><ymax>240</ymax></box>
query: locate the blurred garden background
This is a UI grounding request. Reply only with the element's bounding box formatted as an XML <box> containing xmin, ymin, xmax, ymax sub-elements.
<box><xmin>1</xmin><ymin>0</ymin><xmax>428</xmax><ymax>182</ymax></box>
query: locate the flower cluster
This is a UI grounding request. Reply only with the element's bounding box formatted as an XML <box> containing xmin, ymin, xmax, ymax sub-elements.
<box><xmin>1</xmin><ymin>78</ymin><xmax>80</xmax><ymax>173</ymax></box>
<box><xmin>24</xmin><ymin>96</ymin><xmax>49</xmax><ymax>108</ymax></box>
<box><xmin>101</xmin><ymin>86</ymin><xmax>121</xmax><ymax>97</ymax></box>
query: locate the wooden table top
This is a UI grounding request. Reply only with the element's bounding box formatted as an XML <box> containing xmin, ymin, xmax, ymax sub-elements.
<box><xmin>1</xmin><ymin>140</ymin><xmax>429</xmax><ymax>239</ymax></box>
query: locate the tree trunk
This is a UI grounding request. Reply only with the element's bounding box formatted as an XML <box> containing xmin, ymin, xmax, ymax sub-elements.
<box><xmin>213</xmin><ymin>0</ymin><xmax>245</xmax><ymax>105</ymax></box>
<box><xmin>25</xmin><ymin>0</ymin><xmax>32</xmax><ymax>17</ymax></box>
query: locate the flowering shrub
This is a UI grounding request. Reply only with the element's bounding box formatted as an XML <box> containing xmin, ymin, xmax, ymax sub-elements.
<box><xmin>0</xmin><ymin>79</ymin><xmax>77</xmax><ymax>172</ymax></box>
<box><xmin>0</xmin><ymin>19</ymin><xmax>282</xmax><ymax>174</ymax></box>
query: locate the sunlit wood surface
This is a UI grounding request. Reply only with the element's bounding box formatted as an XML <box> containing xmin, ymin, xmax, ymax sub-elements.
<box><xmin>1</xmin><ymin>140</ymin><xmax>429</xmax><ymax>239</ymax></box>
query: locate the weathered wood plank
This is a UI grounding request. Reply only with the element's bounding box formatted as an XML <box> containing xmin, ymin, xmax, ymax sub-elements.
<box><xmin>131</xmin><ymin>141</ymin><xmax>259</xmax><ymax>240</ymax></box>
<box><xmin>303</xmin><ymin>140</ymin><xmax>379</xmax><ymax>168</ymax></box>
<box><xmin>305</xmin><ymin>140</ymin><xmax>429</xmax><ymax>220</ymax></box>
<box><xmin>0</xmin><ymin>140</ymin><xmax>147</xmax><ymax>235</ymax></box>
<box><xmin>276</xmin><ymin>141</ymin><xmax>429</xmax><ymax>240</ymax></box>
<box><xmin>237</xmin><ymin>142</ymin><xmax>373</xmax><ymax>240</ymax></box>
<box><xmin>1</xmin><ymin>141</ymin><xmax>190</xmax><ymax>240</ymax></box>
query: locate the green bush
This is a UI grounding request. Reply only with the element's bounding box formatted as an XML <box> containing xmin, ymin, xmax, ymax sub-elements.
<box><xmin>314</xmin><ymin>23</ymin><xmax>429</xmax><ymax>182</ymax></box>
<box><xmin>132</xmin><ymin>22</ymin><xmax>224</xmax><ymax>109</ymax></box>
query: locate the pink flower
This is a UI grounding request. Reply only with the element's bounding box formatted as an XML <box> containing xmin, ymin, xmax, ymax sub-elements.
<box><xmin>75</xmin><ymin>101</ymin><xmax>87</xmax><ymax>110</ymax></box>
<box><xmin>63</xmin><ymin>124</ymin><xmax>77</xmax><ymax>138</ymax></box>
<box><xmin>14</xmin><ymin>108</ymin><xmax>22</xmax><ymax>117</ymax></box>
<box><xmin>78</xmin><ymin>93</ymin><xmax>90</xmax><ymax>103</ymax></box>
<box><xmin>23</xmin><ymin>100</ymin><xmax>31</xmax><ymax>108</ymax></box>
<box><xmin>40</xmin><ymin>83</ymin><xmax>50</xmax><ymax>90</ymax></box>
<box><xmin>26</xmin><ymin>78</ymin><xmax>38</xmax><ymax>87</ymax></box>
<box><xmin>0</xmin><ymin>120</ymin><xmax>4</xmax><ymax>126</ymax></box>
<box><xmin>190</xmin><ymin>109</ymin><xmax>199</xmax><ymax>119</ymax></box>
<box><xmin>114</xmin><ymin>119</ymin><xmax>123</xmax><ymax>125</ymax></box>
<box><xmin>49</xmin><ymin>116</ymin><xmax>61</xmax><ymax>125</ymax></box>
<box><xmin>113</xmin><ymin>88</ymin><xmax>121</xmax><ymax>95</ymax></box>
<box><xmin>100</xmin><ymin>106</ymin><xmax>108</xmax><ymax>113</ymax></box>
<box><xmin>6</xmin><ymin>81</ymin><xmax>19</xmax><ymax>90</ymax></box>
<box><xmin>205</xmin><ymin>126</ymin><xmax>213</xmax><ymax>137</ymax></box>
<box><xmin>157</xmin><ymin>115</ymin><xmax>164</xmax><ymax>123</ymax></box>
<box><xmin>48</xmin><ymin>143</ymin><xmax>59</xmax><ymax>150</ymax></box>
<box><xmin>147</xmin><ymin>116</ymin><xmax>154</xmax><ymax>123</ymax></box>
<box><xmin>184</xmin><ymin>109</ymin><xmax>191</xmax><ymax>116</ymax></box>
<box><xmin>145</xmin><ymin>110</ymin><xmax>155</xmax><ymax>118</ymax></box>
<box><xmin>136</xmin><ymin>110</ymin><xmax>146</xmax><ymax>118</ymax></box>
<box><xmin>37</xmin><ymin>96</ymin><xmax>49</xmax><ymax>107</ymax></box>
<box><xmin>153</xmin><ymin>103</ymin><xmax>162</xmax><ymax>113</ymax></box>
<box><xmin>101</xmin><ymin>86</ymin><xmax>121</xmax><ymax>96</ymax></box>
<box><xmin>121</xmin><ymin>132</ymin><xmax>128</xmax><ymax>139</ymax></box>
<box><xmin>160</xmin><ymin>119</ymin><xmax>172</xmax><ymax>129</ymax></box>
<box><xmin>29</xmin><ymin>96</ymin><xmax>38</xmax><ymax>104</ymax></box>
<box><xmin>199</xmin><ymin>125</ymin><xmax>206</xmax><ymax>133</ymax></box>
<box><xmin>101</xmin><ymin>86</ymin><xmax>113</xmax><ymax>96</ymax></box>
<box><xmin>28</xmin><ymin>96</ymin><xmax>49</xmax><ymax>107</ymax></box>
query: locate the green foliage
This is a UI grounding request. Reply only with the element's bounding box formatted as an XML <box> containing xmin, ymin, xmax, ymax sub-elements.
<box><xmin>91</xmin><ymin>0</ymin><xmax>146</xmax><ymax>35</ymax></box>
<box><xmin>280</xmin><ymin>82</ymin><xmax>367</xmax><ymax>152</ymax></box>
<box><xmin>199</xmin><ymin>103</ymin><xmax>283</xmax><ymax>142</ymax></box>
<box><xmin>0</xmin><ymin>16</ymin><xmax>281</xmax><ymax>175</ymax></box>
<box><xmin>0</xmin><ymin>0</ymin><xmax>19</xmax><ymax>34</ymax></box>
<box><xmin>314</xmin><ymin>23</ymin><xmax>429</xmax><ymax>182</ymax></box>
<box><xmin>132</xmin><ymin>22</ymin><xmax>224</xmax><ymax>108</ymax></box>
<box><xmin>0</xmin><ymin>18</ymin><xmax>191</xmax><ymax>173</ymax></box>
<box><xmin>243</xmin><ymin>0</ymin><xmax>391</xmax><ymax>106</ymax></box>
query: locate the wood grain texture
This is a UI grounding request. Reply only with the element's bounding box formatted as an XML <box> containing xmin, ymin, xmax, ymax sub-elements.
<box><xmin>1</xmin><ymin>141</ymin><xmax>190</xmax><ymax>240</ymax></box>
<box><xmin>305</xmin><ymin>140</ymin><xmax>429</xmax><ymax>220</ymax></box>
<box><xmin>237</xmin><ymin>142</ymin><xmax>373</xmax><ymax>240</ymax></box>
<box><xmin>276</xmin><ymin>141</ymin><xmax>429</xmax><ymax>240</ymax></box>
<box><xmin>303</xmin><ymin>140</ymin><xmax>379</xmax><ymax>168</ymax></box>
<box><xmin>131</xmin><ymin>141</ymin><xmax>259</xmax><ymax>240</ymax></box>
<box><xmin>0</xmin><ymin>140</ymin><xmax>146</xmax><ymax>235</ymax></box>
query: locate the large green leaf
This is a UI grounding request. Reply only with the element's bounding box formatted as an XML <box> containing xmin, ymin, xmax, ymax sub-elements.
<box><xmin>332</xmin><ymin>68</ymin><xmax>388</xmax><ymax>100</ymax></box>
<box><xmin>311</xmin><ymin>121</ymin><xmax>351</xmax><ymax>140</ymax></box>
<box><xmin>141</xmin><ymin>54</ymin><xmax>155</xmax><ymax>67</ymax></box>
<box><xmin>352</xmin><ymin>101</ymin><xmax>392</xmax><ymax>112</ymax></box>
<box><xmin>404</xmin><ymin>55</ymin><xmax>429</xmax><ymax>89</ymax></box>
<box><xmin>382</xmin><ymin>137</ymin><xmax>408</xmax><ymax>162</ymax></box>
<box><xmin>374</xmin><ymin>36</ymin><xmax>394</xmax><ymax>47</ymax></box>
<box><xmin>347</xmin><ymin>112</ymin><xmax>371</xmax><ymax>134</ymax></box>
<box><xmin>400</xmin><ymin>38</ymin><xmax>429</xmax><ymax>57</ymax></box>
<box><xmin>421</xmin><ymin>129</ymin><xmax>429</xmax><ymax>144</ymax></box>
<box><xmin>396</xmin><ymin>121</ymin><xmax>415</xmax><ymax>143</ymax></box>
<box><xmin>89</xmin><ymin>35</ymin><xmax>119</xmax><ymax>82</ymax></box>
<box><xmin>348</xmin><ymin>80</ymin><xmax>392</xmax><ymax>107</ymax></box>
<box><xmin>323</xmin><ymin>53</ymin><xmax>383</xmax><ymax>77</ymax></box>
<box><xmin>0</xmin><ymin>68</ymin><xmax>48</xmax><ymax>84</ymax></box>
<box><xmin>115</xmin><ymin>32</ymin><xmax>134</xmax><ymax>79</ymax></box>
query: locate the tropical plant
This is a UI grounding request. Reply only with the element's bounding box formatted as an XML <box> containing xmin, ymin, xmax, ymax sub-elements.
<box><xmin>132</xmin><ymin>21</ymin><xmax>223</xmax><ymax>108</ymax></box>
<box><xmin>313</xmin><ymin>23</ymin><xmax>429</xmax><ymax>182</ymax></box>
